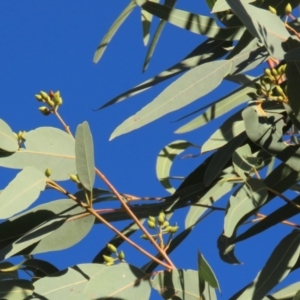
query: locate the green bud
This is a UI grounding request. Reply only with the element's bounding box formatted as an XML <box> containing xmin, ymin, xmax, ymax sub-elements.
<box><xmin>282</xmin><ymin>64</ymin><xmax>287</xmax><ymax>73</ymax></box>
<box><xmin>148</xmin><ymin>216</ymin><xmax>155</xmax><ymax>223</ymax></box>
<box><xmin>118</xmin><ymin>251</ymin><xmax>125</xmax><ymax>261</ymax></box>
<box><xmin>278</xmin><ymin>96</ymin><xmax>284</xmax><ymax>101</ymax></box>
<box><xmin>271</xmin><ymin>68</ymin><xmax>278</xmax><ymax>76</ymax></box>
<box><xmin>107</xmin><ymin>243</ymin><xmax>117</xmax><ymax>253</ymax></box>
<box><xmin>285</xmin><ymin>3</ymin><xmax>292</xmax><ymax>15</ymax></box>
<box><xmin>162</xmin><ymin>221</ymin><xmax>169</xmax><ymax>228</ymax></box>
<box><xmin>147</xmin><ymin>220</ymin><xmax>156</xmax><ymax>229</ymax></box>
<box><xmin>53</xmin><ymin>91</ymin><xmax>63</xmax><ymax>106</ymax></box>
<box><xmin>264</xmin><ymin>68</ymin><xmax>271</xmax><ymax>76</ymax></box>
<box><xmin>70</xmin><ymin>174</ymin><xmax>80</xmax><ymax>183</ymax></box>
<box><xmin>103</xmin><ymin>255</ymin><xmax>114</xmax><ymax>265</ymax></box>
<box><xmin>168</xmin><ymin>225</ymin><xmax>179</xmax><ymax>234</ymax></box>
<box><xmin>45</xmin><ymin>168</ymin><xmax>51</xmax><ymax>177</ymax></box>
<box><xmin>35</xmin><ymin>94</ymin><xmax>43</xmax><ymax>101</ymax></box>
<box><xmin>39</xmin><ymin>106</ymin><xmax>51</xmax><ymax>116</ymax></box>
<box><xmin>268</xmin><ymin>6</ymin><xmax>277</xmax><ymax>14</ymax></box>
<box><xmin>40</xmin><ymin>91</ymin><xmax>50</xmax><ymax>101</ymax></box>
<box><xmin>158</xmin><ymin>211</ymin><xmax>165</xmax><ymax>225</ymax></box>
<box><xmin>275</xmin><ymin>85</ymin><xmax>284</xmax><ymax>96</ymax></box>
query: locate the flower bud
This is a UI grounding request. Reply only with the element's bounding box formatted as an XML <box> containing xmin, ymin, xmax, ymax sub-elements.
<box><xmin>264</xmin><ymin>68</ymin><xmax>271</xmax><ymax>76</ymax></box>
<box><xmin>53</xmin><ymin>91</ymin><xmax>63</xmax><ymax>106</ymax></box>
<box><xmin>141</xmin><ymin>234</ymin><xmax>149</xmax><ymax>240</ymax></box>
<box><xmin>147</xmin><ymin>220</ymin><xmax>156</xmax><ymax>229</ymax></box>
<box><xmin>35</xmin><ymin>94</ymin><xmax>43</xmax><ymax>101</ymax></box>
<box><xmin>268</xmin><ymin>6</ymin><xmax>277</xmax><ymax>14</ymax></box>
<box><xmin>275</xmin><ymin>85</ymin><xmax>284</xmax><ymax>96</ymax></box>
<box><xmin>285</xmin><ymin>3</ymin><xmax>292</xmax><ymax>15</ymax></box>
<box><xmin>107</xmin><ymin>243</ymin><xmax>117</xmax><ymax>253</ymax></box>
<box><xmin>45</xmin><ymin>168</ymin><xmax>51</xmax><ymax>177</ymax></box>
<box><xmin>271</xmin><ymin>68</ymin><xmax>278</xmax><ymax>76</ymax></box>
<box><xmin>40</xmin><ymin>91</ymin><xmax>50</xmax><ymax>101</ymax></box>
<box><xmin>158</xmin><ymin>211</ymin><xmax>165</xmax><ymax>225</ymax></box>
<box><xmin>70</xmin><ymin>174</ymin><xmax>80</xmax><ymax>183</ymax></box>
<box><xmin>103</xmin><ymin>255</ymin><xmax>114</xmax><ymax>265</ymax></box>
<box><xmin>148</xmin><ymin>216</ymin><xmax>155</xmax><ymax>223</ymax></box>
<box><xmin>118</xmin><ymin>251</ymin><xmax>125</xmax><ymax>261</ymax></box>
<box><xmin>168</xmin><ymin>225</ymin><xmax>179</xmax><ymax>233</ymax></box>
<box><xmin>162</xmin><ymin>221</ymin><xmax>169</xmax><ymax>228</ymax></box>
<box><xmin>39</xmin><ymin>106</ymin><xmax>51</xmax><ymax>116</ymax></box>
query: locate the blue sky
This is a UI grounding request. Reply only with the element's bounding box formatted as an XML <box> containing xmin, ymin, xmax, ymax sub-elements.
<box><xmin>0</xmin><ymin>1</ymin><xmax>299</xmax><ymax>299</ymax></box>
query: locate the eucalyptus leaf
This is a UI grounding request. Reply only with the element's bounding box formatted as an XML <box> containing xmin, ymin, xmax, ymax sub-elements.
<box><xmin>0</xmin><ymin>279</ymin><xmax>33</xmax><ymax>300</ymax></box>
<box><xmin>0</xmin><ymin>167</ymin><xmax>46</xmax><ymax>219</ymax></box>
<box><xmin>212</xmin><ymin>0</ymin><xmax>255</xmax><ymax>13</ymax></box>
<box><xmin>265</xmin><ymin>282</ymin><xmax>300</xmax><ymax>300</ymax></box>
<box><xmin>110</xmin><ymin>60</ymin><xmax>232</xmax><ymax>140</ymax></box>
<box><xmin>0</xmin><ymin>119</ymin><xmax>18</xmax><ymax>152</ymax></box>
<box><xmin>0</xmin><ymin>127</ymin><xmax>76</xmax><ymax>180</ymax></box>
<box><xmin>93</xmin><ymin>0</ymin><xmax>137</xmax><ymax>63</ymax></box>
<box><xmin>141</xmin><ymin>0</ymin><xmax>159</xmax><ymax>46</ymax></box>
<box><xmin>75</xmin><ymin>121</ymin><xmax>95</xmax><ymax>192</ymax></box>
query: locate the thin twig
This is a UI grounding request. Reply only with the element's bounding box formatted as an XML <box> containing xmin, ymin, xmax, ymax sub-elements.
<box><xmin>267</xmin><ymin>187</ymin><xmax>300</xmax><ymax>210</ymax></box>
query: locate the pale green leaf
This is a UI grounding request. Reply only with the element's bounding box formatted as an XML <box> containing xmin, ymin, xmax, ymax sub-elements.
<box><xmin>0</xmin><ymin>167</ymin><xmax>46</xmax><ymax>219</ymax></box>
<box><xmin>265</xmin><ymin>282</ymin><xmax>300</xmax><ymax>300</ymax></box>
<box><xmin>227</xmin><ymin>0</ymin><xmax>290</xmax><ymax>59</ymax></box>
<box><xmin>136</xmin><ymin>0</ymin><xmax>244</xmax><ymax>40</ymax></box>
<box><xmin>93</xmin><ymin>0</ymin><xmax>137</xmax><ymax>63</ymax></box>
<box><xmin>232</xmin><ymin>143</ymin><xmax>253</xmax><ymax>180</ymax></box>
<box><xmin>202</xmin><ymin>113</ymin><xmax>244</xmax><ymax>153</ymax></box>
<box><xmin>212</xmin><ymin>0</ymin><xmax>254</xmax><ymax>13</ymax></box>
<box><xmin>152</xmin><ymin>269</ymin><xmax>216</xmax><ymax>300</ymax></box>
<box><xmin>75</xmin><ymin>121</ymin><xmax>95</xmax><ymax>192</ymax></box>
<box><xmin>156</xmin><ymin>140</ymin><xmax>194</xmax><ymax>194</ymax></box>
<box><xmin>0</xmin><ymin>119</ymin><xmax>18</xmax><ymax>152</ymax></box>
<box><xmin>0</xmin><ymin>127</ymin><xmax>76</xmax><ymax>180</ymax></box>
<box><xmin>110</xmin><ymin>60</ymin><xmax>232</xmax><ymax>140</ymax></box>
<box><xmin>33</xmin><ymin>263</ymin><xmax>151</xmax><ymax>299</ymax></box>
<box><xmin>198</xmin><ymin>251</ymin><xmax>220</xmax><ymax>290</ymax></box>
<box><xmin>141</xmin><ymin>0</ymin><xmax>159</xmax><ymax>46</ymax></box>
<box><xmin>224</xmin><ymin>178</ymin><xmax>268</xmax><ymax>238</ymax></box>
<box><xmin>233</xmin><ymin>230</ymin><xmax>300</xmax><ymax>299</ymax></box>
<box><xmin>0</xmin><ymin>280</ymin><xmax>33</xmax><ymax>299</ymax></box>
<box><xmin>175</xmin><ymin>79</ymin><xmax>256</xmax><ymax>133</ymax></box>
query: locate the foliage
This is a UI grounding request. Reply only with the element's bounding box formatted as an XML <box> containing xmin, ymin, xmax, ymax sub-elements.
<box><xmin>1</xmin><ymin>0</ymin><xmax>300</xmax><ymax>299</ymax></box>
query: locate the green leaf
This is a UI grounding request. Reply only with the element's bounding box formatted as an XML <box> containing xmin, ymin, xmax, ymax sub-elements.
<box><xmin>0</xmin><ymin>119</ymin><xmax>18</xmax><ymax>152</ymax></box>
<box><xmin>0</xmin><ymin>199</ymin><xmax>94</xmax><ymax>260</ymax></box>
<box><xmin>212</xmin><ymin>0</ymin><xmax>255</xmax><ymax>13</ymax></box>
<box><xmin>110</xmin><ymin>60</ymin><xmax>232</xmax><ymax>140</ymax></box>
<box><xmin>203</xmin><ymin>132</ymin><xmax>247</xmax><ymax>186</ymax></box>
<box><xmin>0</xmin><ymin>279</ymin><xmax>33</xmax><ymax>299</ymax></box>
<box><xmin>264</xmin><ymin>282</ymin><xmax>300</xmax><ymax>300</ymax></box>
<box><xmin>185</xmin><ymin>176</ymin><xmax>234</xmax><ymax>229</ymax></box>
<box><xmin>93</xmin><ymin>0</ymin><xmax>137</xmax><ymax>63</ymax></box>
<box><xmin>33</xmin><ymin>263</ymin><xmax>151</xmax><ymax>299</ymax></box>
<box><xmin>141</xmin><ymin>0</ymin><xmax>159</xmax><ymax>46</ymax></box>
<box><xmin>0</xmin><ymin>262</ymin><xmax>18</xmax><ymax>280</ymax></box>
<box><xmin>234</xmin><ymin>194</ymin><xmax>300</xmax><ymax>244</ymax></box>
<box><xmin>23</xmin><ymin>258</ymin><xmax>59</xmax><ymax>276</ymax></box>
<box><xmin>156</xmin><ymin>140</ymin><xmax>194</xmax><ymax>194</ymax></box>
<box><xmin>226</xmin><ymin>0</ymin><xmax>290</xmax><ymax>59</ymax></box>
<box><xmin>202</xmin><ymin>111</ymin><xmax>244</xmax><ymax>153</ymax></box>
<box><xmin>232</xmin><ymin>143</ymin><xmax>254</xmax><ymax>180</ymax></box>
<box><xmin>0</xmin><ymin>127</ymin><xmax>76</xmax><ymax>181</ymax></box>
<box><xmin>217</xmin><ymin>234</ymin><xmax>241</xmax><ymax>264</ymax></box>
<box><xmin>143</xmin><ymin>0</ymin><xmax>177</xmax><ymax>71</ymax></box>
<box><xmin>232</xmin><ymin>230</ymin><xmax>300</xmax><ymax>299</ymax></box>
<box><xmin>198</xmin><ymin>251</ymin><xmax>220</xmax><ymax>290</ymax></box>
<box><xmin>136</xmin><ymin>0</ymin><xmax>244</xmax><ymax>40</ymax></box>
<box><xmin>75</xmin><ymin>121</ymin><xmax>95</xmax><ymax>192</ymax></box>
<box><xmin>175</xmin><ymin>78</ymin><xmax>256</xmax><ymax>133</ymax></box>
<box><xmin>151</xmin><ymin>269</ymin><xmax>216</xmax><ymax>300</ymax></box>
<box><xmin>0</xmin><ymin>167</ymin><xmax>46</xmax><ymax>219</ymax></box>
<box><xmin>224</xmin><ymin>178</ymin><xmax>268</xmax><ymax>238</ymax></box>
<box><xmin>98</xmin><ymin>38</ymin><xmax>231</xmax><ymax>109</ymax></box>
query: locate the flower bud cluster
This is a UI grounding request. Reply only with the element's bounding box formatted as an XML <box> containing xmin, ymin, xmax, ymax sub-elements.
<box><xmin>103</xmin><ymin>243</ymin><xmax>125</xmax><ymax>266</ymax></box>
<box><xmin>35</xmin><ymin>90</ymin><xmax>63</xmax><ymax>116</ymax></box>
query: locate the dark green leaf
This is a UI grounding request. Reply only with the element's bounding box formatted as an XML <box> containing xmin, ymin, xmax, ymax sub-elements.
<box><xmin>23</xmin><ymin>258</ymin><xmax>59</xmax><ymax>276</ymax></box>
<box><xmin>0</xmin><ymin>119</ymin><xmax>18</xmax><ymax>152</ymax></box>
<box><xmin>93</xmin><ymin>0</ymin><xmax>137</xmax><ymax>63</ymax></box>
<box><xmin>0</xmin><ymin>279</ymin><xmax>33</xmax><ymax>299</ymax></box>
<box><xmin>198</xmin><ymin>251</ymin><xmax>220</xmax><ymax>290</ymax></box>
<box><xmin>231</xmin><ymin>230</ymin><xmax>300</xmax><ymax>299</ymax></box>
<box><xmin>0</xmin><ymin>167</ymin><xmax>46</xmax><ymax>219</ymax></box>
<box><xmin>75</xmin><ymin>121</ymin><xmax>95</xmax><ymax>192</ymax></box>
<box><xmin>218</xmin><ymin>234</ymin><xmax>241</xmax><ymax>264</ymax></box>
<box><xmin>110</xmin><ymin>60</ymin><xmax>232</xmax><ymax>140</ymax></box>
<box><xmin>141</xmin><ymin>0</ymin><xmax>158</xmax><ymax>46</ymax></box>
<box><xmin>0</xmin><ymin>262</ymin><xmax>18</xmax><ymax>280</ymax></box>
<box><xmin>0</xmin><ymin>127</ymin><xmax>76</xmax><ymax>181</ymax></box>
<box><xmin>264</xmin><ymin>282</ymin><xmax>300</xmax><ymax>300</ymax></box>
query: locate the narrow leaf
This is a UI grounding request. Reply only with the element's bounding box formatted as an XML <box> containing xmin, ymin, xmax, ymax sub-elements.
<box><xmin>198</xmin><ymin>251</ymin><xmax>220</xmax><ymax>290</ymax></box>
<box><xmin>110</xmin><ymin>60</ymin><xmax>232</xmax><ymax>140</ymax></box>
<box><xmin>156</xmin><ymin>140</ymin><xmax>194</xmax><ymax>194</ymax></box>
<box><xmin>212</xmin><ymin>0</ymin><xmax>254</xmax><ymax>13</ymax></box>
<box><xmin>224</xmin><ymin>178</ymin><xmax>268</xmax><ymax>238</ymax></box>
<box><xmin>0</xmin><ymin>280</ymin><xmax>33</xmax><ymax>300</ymax></box>
<box><xmin>0</xmin><ymin>119</ymin><xmax>18</xmax><ymax>152</ymax></box>
<box><xmin>232</xmin><ymin>230</ymin><xmax>300</xmax><ymax>299</ymax></box>
<box><xmin>93</xmin><ymin>0</ymin><xmax>137</xmax><ymax>63</ymax></box>
<box><xmin>0</xmin><ymin>167</ymin><xmax>46</xmax><ymax>219</ymax></box>
<box><xmin>75</xmin><ymin>121</ymin><xmax>95</xmax><ymax>192</ymax></box>
<box><xmin>136</xmin><ymin>0</ymin><xmax>244</xmax><ymax>40</ymax></box>
<box><xmin>265</xmin><ymin>282</ymin><xmax>300</xmax><ymax>300</ymax></box>
<box><xmin>141</xmin><ymin>0</ymin><xmax>159</xmax><ymax>46</ymax></box>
